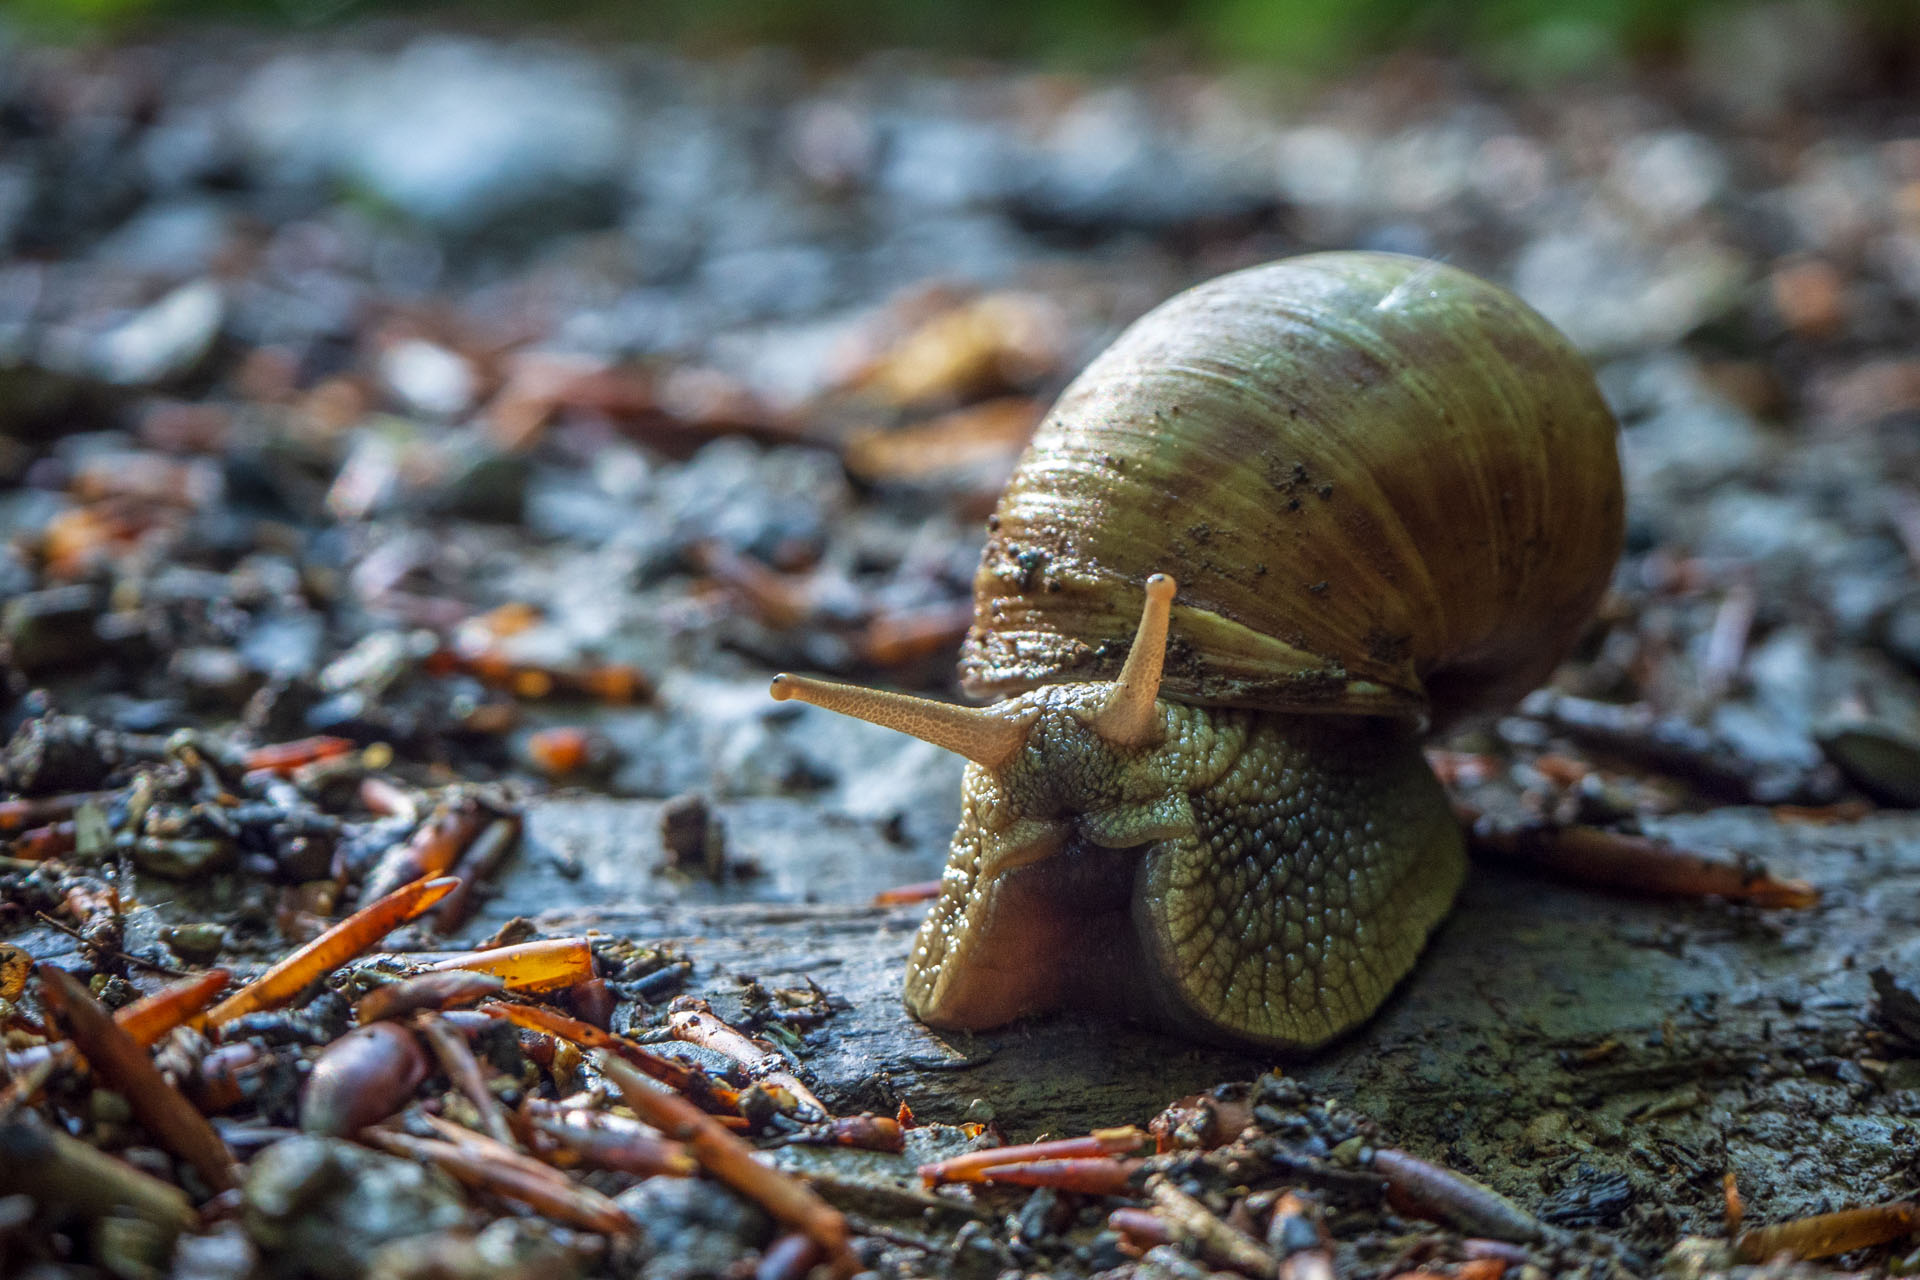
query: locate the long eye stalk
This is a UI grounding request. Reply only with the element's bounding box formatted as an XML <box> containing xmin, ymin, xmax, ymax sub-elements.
<box><xmin>1091</xmin><ymin>574</ymin><xmax>1175</xmax><ymax>749</ymax></box>
<box><xmin>770</xmin><ymin>574</ymin><xmax>1175</xmax><ymax>764</ymax></box>
<box><xmin>768</xmin><ymin>674</ymin><xmax>1027</xmax><ymax>770</ymax></box>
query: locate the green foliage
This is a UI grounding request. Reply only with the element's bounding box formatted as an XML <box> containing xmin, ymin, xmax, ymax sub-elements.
<box><xmin>10</xmin><ymin>0</ymin><xmax>160</xmax><ymax>36</ymax></box>
<box><xmin>4</xmin><ymin>0</ymin><xmax>1909</xmax><ymax>73</ymax></box>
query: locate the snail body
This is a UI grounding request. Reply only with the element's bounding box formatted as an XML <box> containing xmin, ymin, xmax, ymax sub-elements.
<box><xmin>774</xmin><ymin>252</ymin><xmax>1623</xmax><ymax>1050</ymax></box>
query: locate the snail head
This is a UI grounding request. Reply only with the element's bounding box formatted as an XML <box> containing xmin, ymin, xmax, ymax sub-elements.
<box><xmin>770</xmin><ymin>574</ymin><xmax>1237</xmax><ymax>1027</ymax></box>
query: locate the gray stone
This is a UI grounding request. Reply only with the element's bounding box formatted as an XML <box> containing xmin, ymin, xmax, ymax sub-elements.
<box><xmin>89</xmin><ymin>281</ymin><xmax>224</xmax><ymax>387</ymax></box>
<box><xmin>611</xmin><ymin>1174</ymin><xmax>771</xmax><ymax>1280</ymax></box>
<box><xmin>243</xmin><ymin>1136</ymin><xmax>467</xmax><ymax>1280</ymax></box>
<box><xmin>235</xmin><ymin>38</ymin><xmax>626</xmax><ymax>237</ymax></box>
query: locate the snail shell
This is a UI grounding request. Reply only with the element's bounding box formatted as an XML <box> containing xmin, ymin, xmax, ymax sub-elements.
<box><xmin>772</xmin><ymin>251</ymin><xmax>1623</xmax><ymax>1050</ymax></box>
<box><xmin>962</xmin><ymin>250</ymin><xmax>1624</xmax><ymax>733</ymax></box>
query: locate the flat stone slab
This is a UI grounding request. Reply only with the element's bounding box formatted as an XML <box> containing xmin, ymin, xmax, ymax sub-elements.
<box><xmin>489</xmin><ymin>798</ymin><xmax>1920</xmax><ymax>1234</ymax></box>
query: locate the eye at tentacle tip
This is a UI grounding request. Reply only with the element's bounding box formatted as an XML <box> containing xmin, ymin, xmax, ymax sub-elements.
<box><xmin>1092</xmin><ymin>573</ymin><xmax>1177</xmax><ymax>749</ymax></box>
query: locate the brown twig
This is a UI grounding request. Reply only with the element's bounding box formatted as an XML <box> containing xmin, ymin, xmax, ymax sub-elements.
<box><xmin>668</xmin><ymin>998</ymin><xmax>828</xmax><ymax>1120</ymax></box>
<box><xmin>482</xmin><ymin>1001</ymin><xmax>738</xmax><ymax>1113</ymax></box>
<box><xmin>0</xmin><ymin>1117</ymin><xmax>196</xmax><ymax>1232</ymax></box>
<box><xmin>417</xmin><ymin>1013</ymin><xmax>516</xmax><ymax>1147</ymax></box>
<box><xmin>1370</xmin><ymin>1148</ymin><xmax>1547</xmax><ymax>1244</ymax></box>
<box><xmin>1148</xmin><ymin>1176</ymin><xmax>1280</xmax><ymax>1280</ymax></box>
<box><xmin>597</xmin><ymin>1050</ymin><xmax>858</xmax><ymax>1278</ymax></box>
<box><xmin>525</xmin><ymin>1106</ymin><xmax>698</xmax><ymax>1178</ymax></box>
<box><xmin>417</xmin><ymin>1112</ymin><xmax>555</xmax><ymax>1182</ymax></box>
<box><xmin>33</xmin><ymin>911</ymin><xmax>191</xmax><ymax>977</ymax></box>
<box><xmin>38</xmin><ymin>965</ymin><xmax>236</xmax><ymax>1192</ymax></box>
<box><xmin>0</xmin><ymin>1054</ymin><xmax>58</xmax><ymax>1118</ymax></box>
<box><xmin>1459</xmin><ymin>809</ymin><xmax>1817</xmax><ymax>909</ymax></box>
<box><xmin>365</xmin><ymin>1127</ymin><xmax>632</xmax><ymax>1235</ymax></box>
<box><xmin>354</xmin><ymin>970</ymin><xmax>505</xmax><ymax>1023</ymax></box>
<box><xmin>871</xmin><ymin>880</ymin><xmax>941</xmax><ymax>905</ymax></box>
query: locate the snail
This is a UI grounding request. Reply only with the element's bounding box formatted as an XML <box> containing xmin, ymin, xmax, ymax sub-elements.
<box><xmin>771</xmin><ymin>251</ymin><xmax>1624</xmax><ymax>1050</ymax></box>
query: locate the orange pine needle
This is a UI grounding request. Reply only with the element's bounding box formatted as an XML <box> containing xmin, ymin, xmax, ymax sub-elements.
<box><xmin>428</xmin><ymin>937</ymin><xmax>594</xmax><ymax>994</ymax></box>
<box><xmin>824</xmin><ymin>1114</ymin><xmax>905</xmax><ymax>1153</ymax></box>
<box><xmin>1456</xmin><ymin>1261</ymin><xmax>1510</xmax><ymax>1280</ymax></box>
<box><xmin>920</xmin><ymin>1127</ymin><xmax>1147</xmax><ymax>1185</ymax></box>
<box><xmin>361</xmin><ymin>797</ymin><xmax>491</xmax><ymax>904</ymax></box>
<box><xmin>11</xmin><ymin>822</ymin><xmax>77</xmax><ymax>861</ymax></box>
<box><xmin>431</xmin><ymin>816</ymin><xmax>524</xmax><ymax>934</ymax></box>
<box><xmin>975</xmin><ymin>1157</ymin><xmax>1140</xmax><ymax>1195</ymax></box>
<box><xmin>1734</xmin><ymin>1200</ymin><xmax>1920</xmax><ymax>1263</ymax></box>
<box><xmin>115</xmin><ymin>969</ymin><xmax>231</xmax><ymax>1047</ymax></box>
<box><xmin>871</xmin><ymin>880</ymin><xmax>941</xmax><ymax>905</ymax></box>
<box><xmin>203</xmin><ymin>877</ymin><xmax>458</xmax><ymax>1027</ymax></box>
<box><xmin>526</xmin><ymin>727</ymin><xmax>595</xmax><ymax>776</ymax></box>
<box><xmin>241</xmin><ymin>736</ymin><xmax>355</xmax><ymax>775</ymax></box>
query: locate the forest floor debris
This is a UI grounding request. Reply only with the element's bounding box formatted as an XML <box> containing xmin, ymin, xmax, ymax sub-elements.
<box><xmin>4</xmin><ymin>17</ymin><xmax>1920</xmax><ymax>1278</ymax></box>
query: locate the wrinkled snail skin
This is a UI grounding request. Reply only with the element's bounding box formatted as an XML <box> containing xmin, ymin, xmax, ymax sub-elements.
<box><xmin>898</xmin><ymin>691</ymin><xmax>1465</xmax><ymax>1051</ymax></box>
<box><xmin>771</xmin><ymin>251</ymin><xmax>1623</xmax><ymax>1051</ymax></box>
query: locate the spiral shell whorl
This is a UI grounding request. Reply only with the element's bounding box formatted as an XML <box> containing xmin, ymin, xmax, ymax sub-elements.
<box><xmin>960</xmin><ymin>251</ymin><xmax>1624</xmax><ymax>732</ymax></box>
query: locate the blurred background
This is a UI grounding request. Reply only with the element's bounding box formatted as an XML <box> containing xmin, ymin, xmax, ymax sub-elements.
<box><xmin>4</xmin><ymin>0</ymin><xmax>1920</xmax><ymax>856</ymax></box>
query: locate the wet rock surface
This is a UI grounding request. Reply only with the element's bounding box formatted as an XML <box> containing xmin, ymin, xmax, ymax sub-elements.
<box><xmin>523</xmin><ymin>807</ymin><xmax>1920</xmax><ymax>1224</ymax></box>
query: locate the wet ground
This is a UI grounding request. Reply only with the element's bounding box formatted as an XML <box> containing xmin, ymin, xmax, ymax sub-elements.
<box><xmin>4</xmin><ymin>11</ymin><xmax>1920</xmax><ymax>1278</ymax></box>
